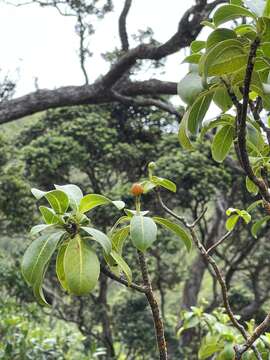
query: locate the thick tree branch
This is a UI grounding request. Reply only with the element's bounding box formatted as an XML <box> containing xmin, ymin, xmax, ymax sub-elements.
<box><xmin>119</xmin><ymin>0</ymin><xmax>132</xmax><ymax>51</ymax></box>
<box><xmin>0</xmin><ymin>0</ymin><xmax>226</xmax><ymax>124</ymax></box>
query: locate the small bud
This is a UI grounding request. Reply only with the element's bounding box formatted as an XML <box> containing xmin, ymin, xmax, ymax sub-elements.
<box><xmin>131</xmin><ymin>183</ymin><xmax>144</xmax><ymax>196</ymax></box>
<box><xmin>148</xmin><ymin>162</ymin><xmax>156</xmax><ymax>170</ymax></box>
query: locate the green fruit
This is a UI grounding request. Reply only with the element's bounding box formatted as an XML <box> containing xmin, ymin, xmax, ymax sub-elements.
<box><xmin>177</xmin><ymin>72</ymin><xmax>204</xmax><ymax>105</ymax></box>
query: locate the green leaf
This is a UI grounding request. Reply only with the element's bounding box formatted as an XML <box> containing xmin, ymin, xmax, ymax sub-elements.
<box><xmin>153</xmin><ymin>217</ymin><xmax>192</xmax><ymax>251</ymax></box>
<box><xmin>178</xmin><ymin>72</ymin><xmax>204</xmax><ymax>105</ymax></box>
<box><xmin>79</xmin><ymin>194</ymin><xmax>125</xmax><ymax>213</ymax></box>
<box><xmin>110</xmin><ymin>250</ymin><xmax>132</xmax><ymax>284</ymax></box>
<box><xmin>140</xmin><ymin>180</ymin><xmax>156</xmax><ymax>193</ymax></box>
<box><xmin>246</xmin><ymin>176</ymin><xmax>259</xmax><ymax>194</ymax></box>
<box><xmin>111</xmin><ymin>226</ymin><xmax>130</xmax><ymax>254</ymax></box>
<box><xmin>54</xmin><ymin>184</ymin><xmax>83</xmax><ymax>209</ymax></box>
<box><xmin>201</xmin><ymin>20</ymin><xmax>216</xmax><ymax>29</ymax></box>
<box><xmin>199</xmin><ymin>39</ymin><xmax>245</xmax><ymax>81</ymax></box>
<box><xmin>32</xmin><ymin>188</ymin><xmax>69</xmax><ymax>214</ymax></box>
<box><xmin>213</xmin><ymin>88</ymin><xmax>233</xmax><ymax>112</ymax></box>
<box><xmin>178</xmin><ymin>110</ymin><xmax>194</xmax><ymax>150</ymax></box>
<box><xmin>198</xmin><ymin>335</ymin><xmax>223</xmax><ymax>359</ymax></box>
<box><xmin>151</xmin><ymin>176</ymin><xmax>177</xmax><ymax>193</ymax></box>
<box><xmin>226</xmin><ymin>214</ymin><xmax>240</xmax><ymax>231</ymax></box>
<box><xmin>39</xmin><ymin>206</ymin><xmax>60</xmax><ymax>224</ymax></box>
<box><xmin>206</xmin><ymin>28</ymin><xmax>237</xmax><ymax>49</ymax></box>
<box><xmin>211</xmin><ymin>125</ymin><xmax>234</xmax><ymax>163</ymax></box>
<box><xmin>201</xmin><ymin>115</ymin><xmax>234</xmax><ymax>139</ymax></box>
<box><xmin>183</xmin><ymin>53</ymin><xmax>202</xmax><ymax>65</ymax></box>
<box><xmin>130</xmin><ymin>215</ymin><xmax>157</xmax><ymax>252</ymax></box>
<box><xmin>191</xmin><ymin>40</ymin><xmax>206</xmax><ymax>53</ymax></box>
<box><xmin>251</xmin><ymin>216</ymin><xmax>270</xmax><ymax>237</ymax></box>
<box><xmin>64</xmin><ymin>235</ymin><xmax>100</xmax><ymax>295</ymax></box>
<box><xmin>30</xmin><ymin>224</ymin><xmax>56</xmax><ymax>236</ymax></box>
<box><xmin>213</xmin><ymin>5</ymin><xmax>256</xmax><ymax>26</ymax></box>
<box><xmin>56</xmin><ymin>243</ymin><xmax>69</xmax><ymax>291</ymax></box>
<box><xmin>81</xmin><ymin>227</ymin><xmax>112</xmax><ymax>255</ymax></box>
<box><xmin>264</xmin><ymin>0</ymin><xmax>270</xmax><ymax>16</ymax></box>
<box><xmin>247</xmin><ymin>200</ymin><xmax>263</xmax><ymax>212</ymax></box>
<box><xmin>187</xmin><ymin>92</ymin><xmax>213</xmax><ymax>134</ymax></box>
<box><xmin>21</xmin><ymin>231</ymin><xmax>64</xmax><ymax>305</ymax></box>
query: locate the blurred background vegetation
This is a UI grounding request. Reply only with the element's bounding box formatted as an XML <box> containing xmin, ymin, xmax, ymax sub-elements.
<box><xmin>0</xmin><ymin>103</ymin><xmax>269</xmax><ymax>359</ymax></box>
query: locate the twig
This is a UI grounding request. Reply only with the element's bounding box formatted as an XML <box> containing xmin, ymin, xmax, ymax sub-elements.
<box><xmin>112</xmin><ymin>89</ymin><xmax>181</xmax><ymax>119</ymax></box>
<box><xmin>206</xmin><ymin>231</ymin><xmax>233</xmax><ymax>255</ymax></box>
<box><xmin>156</xmin><ymin>192</ymin><xmax>262</xmax><ymax>360</ymax></box>
<box><xmin>100</xmin><ymin>265</ymin><xmax>146</xmax><ymax>293</ymax></box>
<box><xmin>137</xmin><ymin>250</ymin><xmax>168</xmax><ymax>360</ymax></box>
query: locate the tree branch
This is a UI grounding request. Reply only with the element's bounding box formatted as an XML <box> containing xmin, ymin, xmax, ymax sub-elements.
<box><xmin>119</xmin><ymin>0</ymin><xmax>132</xmax><ymax>51</ymax></box>
<box><xmin>0</xmin><ymin>0</ymin><xmax>226</xmax><ymax>124</ymax></box>
<box><xmin>137</xmin><ymin>250</ymin><xmax>168</xmax><ymax>360</ymax></box>
<box><xmin>156</xmin><ymin>192</ymin><xmax>262</xmax><ymax>360</ymax></box>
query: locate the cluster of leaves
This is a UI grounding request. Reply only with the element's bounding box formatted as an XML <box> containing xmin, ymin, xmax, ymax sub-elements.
<box><xmin>178</xmin><ymin>0</ymin><xmax>270</xmax><ymax>235</ymax></box>
<box><xmin>22</xmin><ymin>160</ymin><xmax>195</xmax><ymax>305</ymax></box>
<box><xmin>178</xmin><ymin>0</ymin><xmax>270</xmax><ymax>159</ymax></box>
<box><xmin>179</xmin><ymin>306</ymin><xmax>270</xmax><ymax>359</ymax></box>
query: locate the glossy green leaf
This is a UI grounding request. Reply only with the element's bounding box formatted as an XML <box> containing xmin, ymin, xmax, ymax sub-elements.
<box><xmin>64</xmin><ymin>235</ymin><xmax>100</xmax><ymax>295</ymax></box>
<box><xmin>246</xmin><ymin>176</ymin><xmax>259</xmax><ymax>194</ymax></box>
<box><xmin>21</xmin><ymin>231</ymin><xmax>64</xmax><ymax>305</ymax></box>
<box><xmin>213</xmin><ymin>5</ymin><xmax>256</xmax><ymax>26</ymax></box>
<box><xmin>199</xmin><ymin>39</ymin><xmax>245</xmax><ymax>81</ymax></box>
<box><xmin>56</xmin><ymin>242</ymin><xmax>69</xmax><ymax>291</ymax></box>
<box><xmin>226</xmin><ymin>214</ymin><xmax>240</xmax><ymax>231</ymax></box>
<box><xmin>79</xmin><ymin>194</ymin><xmax>125</xmax><ymax>213</ymax></box>
<box><xmin>140</xmin><ymin>180</ymin><xmax>156</xmax><ymax>193</ymax></box>
<box><xmin>130</xmin><ymin>215</ymin><xmax>157</xmax><ymax>252</ymax></box>
<box><xmin>213</xmin><ymin>88</ymin><xmax>233</xmax><ymax>112</ymax></box>
<box><xmin>30</xmin><ymin>224</ymin><xmax>56</xmax><ymax>236</ymax></box>
<box><xmin>178</xmin><ymin>110</ymin><xmax>194</xmax><ymax>150</ymax></box>
<box><xmin>251</xmin><ymin>216</ymin><xmax>270</xmax><ymax>237</ymax></box>
<box><xmin>153</xmin><ymin>217</ymin><xmax>192</xmax><ymax>251</ymax></box>
<box><xmin>110</xmin><ymin>250</ymin><xmax>132</xmax><ymax>284</ymax></box>
<box><xmin>111</xmin><ymin>226</ymin><xmax>130</xmax><ymax>253</ymax></box>
<box><xmin>187</xmin><ymin>92</ymin><xmax>213</xmax><ymax>134</ymax></box>
<box><xmin>264</xmin><ymin>0</ymin><xmax>270</xmax><ymax>16</ymax></box>
<box><xmin>81</xmin><ymin>226</ymin><xmax>112</xmax><ymax>255</ymax></box>
<box><xmin>211</xmin><ymin>125</ymin><xmax>234</xmax><ymax>163</ymax></box>
<box><xmin>183</xmin><ymin>53</ymin><xmax>202</xmax><ymax>65</ymax></box>
<box><xmin>32</xmin><ymin>188</ymin><xmax>69</xmax><ymax>214</ymax></box>
<box><xmin>247</xmin><ymin>200</ymin><xmax>263</xmax><ymax>212</ymax></box>
<box><xmin>54</xmin><ymin>184</ymin><xmax>83</xmax><ymax>209</ymax></box>
<box><xmin>191</xmin><ymin>40</ymin><xmax>206</xmax><ymax>53</ymax></box>
<box><xmin>206</xmin><ymin>28</ymin><xmax>237</xmax><ymax>49</ymax></box>
<box><xmin>39</xmin><ymin>206</ymin><xmax>60</xmax><ymax>224</ymax></box>
<box><xmin>151</xmin><ymin>176</ymin><xmax>177</xmax><ymax>193</ymax></box>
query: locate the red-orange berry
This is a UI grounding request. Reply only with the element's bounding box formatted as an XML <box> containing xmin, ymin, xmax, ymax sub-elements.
<box><xmin>131</xmin><ymin>183</ymin><xmax>144</xmax><ymax>196</ymax></box>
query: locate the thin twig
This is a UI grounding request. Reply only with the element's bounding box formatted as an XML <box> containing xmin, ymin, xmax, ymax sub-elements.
<box><xmin>100</xmin><ymin>265</ymin><xmax>146</xmax><ymax>293</ymax></box>
<box><xmin>156</xmin><ymin>193</ymin><xmax>262</xmax><ymax>360</ymax></box>
<box><xmin>206</xmin><ymin>231</ymin><xmax>233</xmax><ymax>255</ymax></box>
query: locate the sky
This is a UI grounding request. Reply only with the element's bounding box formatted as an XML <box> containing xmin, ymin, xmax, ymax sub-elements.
<box><xmin>0</xmin><ymin>0</ymin><xmax>199</xmax><ymax>97</ymax></box>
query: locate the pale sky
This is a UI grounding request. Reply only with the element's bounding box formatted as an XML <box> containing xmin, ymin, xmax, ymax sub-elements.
<box><xmin>0</xmin><ymin>0</ymin><xmax>201</xmax><ymax>97</ymax></box>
